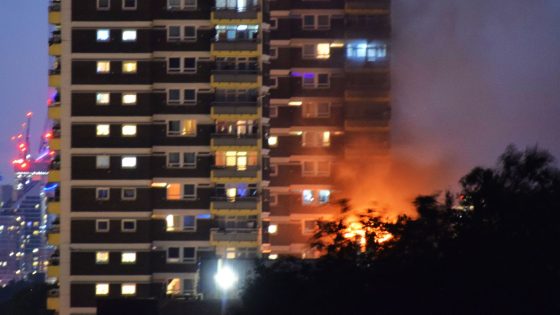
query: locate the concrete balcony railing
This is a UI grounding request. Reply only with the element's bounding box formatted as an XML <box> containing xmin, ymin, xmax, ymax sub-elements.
<box><xmin>47</xmin><ymin>201</ymin><xmax>61</xmax><ymax>215</ymax></box>
<box><xmin>48</xmin><ymin>104</ymin><xmax>61</xmax><ymax>120</ymax></box>
<box><xmin>212</xmin><ymin>7</ymin><xmax>259</xmax><ymax>21</ymax></box>
<box><xmin>47</xmin><ymin>296</ymin><xmax>59</xmax><ymax>311</ymax></box>
<box><xmin>345</xmin><ymin>0</ymin><xmax>390</xmax><ymax>11</ymax></box>
<box><xmin>212</xmin><ymin>40</ymin><xmax>259</xmax><ymax>54</ymax></box>
<box><xmin>210</xmin><ymin>229</ymin><xmax>259</xmax><ymax>245</ymax></box>
<box><xmin>212</xmin><ymin>70</ymin><xmax>260</xmax><ymax>84</ymax></box>
<box><xmin>211</xmin><ymin>197</ymin><xmax>260</xmax><ymax>212</ymax></box>
<box><xmin>211</xmin><ymin>134</ymin><xmax>260</xmax><ymax>149</ymax></box>
<box><xmin>211</xmin><ymin>102</ymin><xmax>259</xmax><ymax>119</ymax></box>
<box><xmin>211</xmin><ymin>166</ymin><xmax>260</xmax><ymax>183</ymax></box>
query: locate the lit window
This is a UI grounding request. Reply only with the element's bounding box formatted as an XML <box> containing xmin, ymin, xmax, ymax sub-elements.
<box><xmin>167</xmin><ymin>120</ymin><xmax>196</xmax><ymax>136</ymax></box>
<box><xmin>268</xmin><ymin>224</ymin><xmax>278</xmax><ymax>234</ymax></box>
<box><xmin>183</xmin><ymin>216</ymin><xmax>196</xmax><ymax>231</ymax></box>
<box><xmin>97</xmin><ymin>61</ymin><xmax>111</xmax><ymax>73</ymax></box>
<box><xmin>96</xmin><ymin>283</ymin><xmax>109</xmax><ymax>296</ymax></box>
<box><xmin>302</xmin><ymin>131</ymin><xmax>330</xmax><ymax>147</ymax></box>
<box><xmin>122</xmin><ymin>61</ymin><xmax>137</xmax><ymax>73</ymax></box>
<box><xmin>96</xmin><ymin>251</ymin><xmax>109</xmax><ymax>264</ymax></box>
<box><xmin>166</xmin><ymin>183</ymin><xmax>181</xmax><ymax>200</ymax></box>
<box><xmin>166</xmin><ymin>215</ymin><xmax>178</xmax><ymax>231</ymax></box>
<box><xmin>121</xmin><ymin>124</ymin><xmax>137</xmax><ymax>136</ymax></box>
<box><xmin>96</xmin><ymin>92</ymin><xmax>110</xmax><ymax>105</ymax></box>
<box><xmin>122</xmin><ymin>29</ymin><xmax>137</xmax><ymax>41</ymax></box>
<box><xmin>319</xmin><ymin>190</ymin><xmax>330</xmax><ymax>204</ymax></box>
<box><xmin>322</xmin><ymin>131</ymin><xmax>331</xmax><ymax>146</ymax></box>
<box><xmin>166</xmin><ymin>215</ymin><xmax>196</xmax><ymax>232</ymax></box>
<box><xmin>96</xmin><ymin>124</ymin><xmax>110</xmax><ymax>136</ymax></box>
<box><xmin>97</xmin><ymin>29</ymin><xmax>110</xmax><ymax>42</ymax></box>
<box><xmin>96</xmin><ymin>155</ymin><xmax>110</xmax><ymax>169</ymax></box>
<box><xmin>121</xmin><ymin>220</ymin><xmax>136</xmax><ymax>232</ymax></box>
<box><xmin>122</xmin><ymin>188</ymin><xmax>136</xmax><ymax>200</ymax></box>
<box><xmin>121</xmin><ymin>156</ymin><xmax>137</xmax><ymax>168</ymax></box>
<box><xmin>316</xmin><ymin>43</ymin><xmax>330</xmax><ymax>59</ymax></box>
<box><xmin>121</xmin><ymin>252</ymin><xmax>136</xmax><ymax>264</ymax></box>
<box><xmin>121</xmin><ymin>283</ymin><xmax>136</xmax><ymax>296</ymax></box>
<box><xmin>122</xmin><ymin>93</ymin><xmax>137</xmax><ymax>105</ymax></box>
<box><xmin>96</xmin><ymin>219</ymin><xmax>110</xmax><ymax>232</ymax></box>
<box><xmin>302</xmin><ymin>190</ymin><xmax>314</xmax><ymax>205</ymax></box>
<box><xmin>96</xmin><ymin>188</ymin><xmax>110</xmax><ymax>201</ymax></box>
<box><xmin>268</xmin><ymin>136</ymin><xmax>278</xmax><ymax>147</ymax></box>
<box><xmin>303</xmin><ymin>102</ymin><xmax>330</xmax><ymax>118</ymax></box>
<box><xmin>167</xmin><ymin>278</ymin><xmax>181</xmax><ymax>295</ymax></box>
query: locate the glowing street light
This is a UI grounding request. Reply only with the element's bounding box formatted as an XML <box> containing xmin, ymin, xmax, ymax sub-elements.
<box><xmin>214</xmin><ymin>260</ymin><xmax>238</xmax><ymax>291</ymax></box>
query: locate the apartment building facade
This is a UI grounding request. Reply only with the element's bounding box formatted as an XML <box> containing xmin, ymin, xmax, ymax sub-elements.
<box><xmin>46</xmin><ymin>0</ymin><xmax>389</xmax><ymax>314</ymax></box>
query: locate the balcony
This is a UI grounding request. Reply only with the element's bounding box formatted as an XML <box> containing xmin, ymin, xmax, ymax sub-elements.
<box><xmin>211</xmin><ymin>102</ymin><xmax>259</xmax><ymax>120</ymax></box>
<box><xmin>47</xmin><ymin>264</ymin><xmax>60</xmax><ymax>278</ymax></box>
<box><xmin>49</xmin><ymin>33</ymin><xmax>61</xmax><ymax>56</ymax></box>
<box><xmin>211</xmin><ymin>166</ymin><xmax>260</xmax><ymax>183</ymax></box>
<box><xmin>49</xmin><ymin>69</ymin><xmax>61</xmax><ymax>87</ymax></box>
<box><xmin>211</xmin><ymin>197</ymin><xmax>260</xmax><ymax>215</ymax></box>
<box><xmin>345</xmin><ymin>0</ymin><xmax>390</xmax><ymax>14</ymax></box>
<box><xmin>48</xmin><ymin>3</ymin><xmax>61</xmax><ymax>25</ymax></box>
<box><xmin>48</xmin><ymin>232</ymin><xmax>60</xmax><ymax>245</ymax></box>
<box><xmin>211</xmin><ymin>7</ymin><xmax>260</xmax><ymax>24</ymax></box>
<box><xmin>345</xmin><ymin>89</ymin><xmax>389</xmax><ymax>102</ymax></box>
<box><xmin>48</xmin><ymin>104</ymin><xmax>61</xmax><ymax>120</ymax></box>
<box><xmin>48</xmin><ymin>170</ymin><xmax>61</xmax><ymax>182</ymax></box>
<box><xmin>210</xmin><ymin>229</ymin><xmax>259</xmax><ymax>246</ymax></box>
<box><xmin>48</xmin><ymin>201</ymin><xmax>61</xmax><ymax>215</ymax></box>
<box><xmin>211</xmin><ymin>134</ymin><xmax>260</xmax><ymax>150</ymax></box>
<box><xmin>344</xmin><ymin>119</ymin><xmax>390</xmax><ymax>131</ymax></box>
<box><xmin>49</xmin><ymin>138</ymin><xmax>61</xmax><ymax>151</ymax></box>
<box><xmin>211</xmin><ymin>40</ymin><xmax>260</xmax><ymax>57</ymax></box>
<box><xmin>47</xmin><ymin>296</ymin><xmax>60</xmax><ymax>311</ymax></box>
<box><xmin>211</xmin><ymin>70</ymin><xmax>261</xmax><ymax>89</ymax></box>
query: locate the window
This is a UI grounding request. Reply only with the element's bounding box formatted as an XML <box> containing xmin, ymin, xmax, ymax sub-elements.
<box><xmin>215</xmin><ymin>151</ymin><xmax>257</xmax><ymax>170</ymax></box>
<box><xmin>96</xmin><ymin>283</ymin><xmax>109</xmax><ymax>296</ymax></box>
<box><xmin>121</xmin><ymin>283</ymin><xmax>136</xmax><ymax>296</ymax></box>
<box><xmin>122</xmin><ymin>0</ymin><xmax>137</xmax><ymax>10</ymax></box>
<box><xmin>183</xmin><ymin>216</ymin><xmax>196</xmax><ymax>231</ymax></box>
<box><xmin>270</xmin><ymin>18</ymin><xmax>278</xmax><ymax>29</ymax></box>
<box><xmin>269</xmin><ymin>47</ymin><xmax>278</xmax><ymax>59</ymax></box>
<box><xmin>166</xmin><ymin>215</ymin><xmax>195</xmax><ymax>232</ymax></box>
<box><xmin>270</xmin><ymin>193</ymin><xmax>278</xmax><ymax>206</ymax></box>
<box><xmin>347</xmin><ymin>41</ymin><xmax>388</xmax><ymax>62</ymax></box>
<box><xmin>319</xmin><ymin>190</ymin><xmax>330</xmax><ymax>204</ymax></box>
<box><xmin>122</xmin><ymin>61</ymin><xmax>137</xmax><ymax>73</ymax></box>
<box><xmin>302</xmin><ymin>189</ymin><xmax>314</xmax><ymax>205</ymax></box>
<box><xmin>303</xmin><ymin>220</ymin><xmax>316</xmax><ymax>234</ymax></box>
<box><xmin>302</xmin><ymin>190</ymin><xmax>330</xmax><ymax>205</ymax></box>
<box><xmin>166</xmin><ymin>247</ymin><xmax>196</xmax><ymax>263</ymax></box>
<box><xmin>268</xmin><ymin>224</ymin><xmax>278</xmax><ymax>234</ymax></box>
<box><xmin>167</xmin><ymin>26</ymin><xmax>197</xmax><ymax>41</ymax></box>
<box><xmin>121</xmin><ymin>220</ymin><xmax>136</xmax><ymax>232</ymax></box>
<box><xmin>96</xmin><ymin>188</ymin><xmax>110</xmax><ymax>201</ymax></box>
<box><xmin>97</xmin><ymin>29</ymin><xmax>110</xmax><ymax>42</ymax></box>
<box><xmin>97</xmin><ymin>0</ymin><xmax>110</xmax><ymax>10</ymax></box>
<box><xmin>302</xmin><ymin>102</ymin><xmax>330</xmax><ymax>118</ymax></box>
<box><xmin>269</xmin><ymin>77</ymin><xmax>278</xmax><ymax>89</ymax></box>
<box><xmin>302</xmin><ymin>160</ymin><xmax>330</xmax><ymax>177</ymax></box>
<box><xmin>167</xmin><ymin>58</ymin><xmax>196</xmax><ymax>73</ymax></box>
<box><xmin>166</xmin><ymin>278</ymin><xmax>181</xmax><ymax>295</ymax></box>
<box><xmin>167</xmin><ymin>88</ymin><xmax>197</xmax><ymax>105</ymax></box>
<box><xmin>167</xmin><ymin>152</ymin><xmax>196</xmax><ymax>168</ymax></box>
<box><xmin>167</xmin><ymin>183</ymin><xmax>181</xmax><ymax>200</ymax></box>
<box><xmin>316</xmin><ymin>43</ymin><xmax>330</xmax><ymax>59</ymax></box>
<box><xmin>167</xmin><ymin>120</ymin><xmax>196</xmax><ymax>136</ymax></box>
<box><xmin>183</xmin><ymin>184</ymin><xmax>196</xmax><ymax>200</ymax></box>
<box><xmin>302</xmin><ymin>73</ymin><xmax>330</xmax><ymax>88</ymax></box>
<box><xmin>122</xmin><ymin>29</ymin><xmax>137</xmax><ymax>41</ymax></box>
<box><xmin>122</xmin><ymin>188</ymin><xmax>136</xmax><ymax>200</ymax></box>
<box><xmin>97</xmin><ymin>61</ymin><xmax>111</xmax><ymax>73</ymax></box>
<box><xmin>96</xmin><ymin>92</ymin><xmax>110</xmax><ymax>105</ymax></box>
<box><xmin>96</xmin><ymin>156</ymin><xmax>110</xmax><ymax>169</ymax></box>
<box><xmin>302</xmin><ymin>131</ymin><xmax>330</xmax><ymax>147</ymax></box>
<box><xmin>96</xmin><ymin>219</ymin><xmax>110</xmax><ymax>232</ymax></box>
<box><xmin>96</xmin><ymin>124</ymin><xmax>110</xmax><ymax>136</ymax></box>
<box><xmin>121</xmin><ymin>252</ymin><xmax>136</xmax><ymax>264</ymax></box>
<box><xmin>270</xmin><ymin>164</ymin><xmax>278</xmax><ymax>176</ymax></box>
<box><xmin>167</xmin><ymin>0</ymin><xmax>196</xmax><ymax>10</ymax></box>
<box><xmin>96</xmin><ymin>251</ymin><xmax>109</xmax><ymax>264</ymax></box>
<box><xmin>119</xmin><ymin>155</ymin><xmax>136</xmax><ymax>168</ymax></box>
<box><xmin>268</xmin><ymin>136</ymin><xmax>278</xmax><ymax>147</ymax></box>
<box><xmin>122</xmin><ymin>93</ymin><xmax>137</xmax><ymax>105</ymax></box>
<box><xmin>121</xmin><ymin>125</ymin><xmax>137</xmax><ymax>136</ymax></box>
<box><xmin>302</xmin><ymin>15</ymin><xmax>330</xmax><ymax>30</ymax></box>
<box><xmin>269</xmin><ymin>106</ymin><xmax>278</xmax><ymax>117</ymax></box>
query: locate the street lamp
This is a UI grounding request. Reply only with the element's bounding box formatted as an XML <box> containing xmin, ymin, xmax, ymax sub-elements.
<box><xmin>214</xmin><ymin>260</ymin><xmax>238</xmax><ymax>291</ymax></box>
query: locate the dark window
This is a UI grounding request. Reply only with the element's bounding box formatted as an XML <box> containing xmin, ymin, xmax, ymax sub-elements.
<box><xmin>183</xmin><ymin>184</ymin><xmax>195</xmax><ymax>199</ymax></box>
<box><xmin>123</xmin><ymin>0</ymin><xmax>137</xmax><ymax>9</ymax></box>
<box><xmin>168</xmin><ymin>90</ymin><xmax>180</xmax><ymax>103</ymax></box>
<box><xmin>318</xmin><ymin>74</ymin><xmax>329</xmax><ymax>87</ymax></box>
<box><xmin>168</xmin><ymin>153</ymin><xmax>180</xmax><ymax>166</ymax></box>
<box><xmin>183</xmin><ymin>247</ymin><xmax>195</xmax><ymax>261</ymax></box>
<box><xmin>184</xmin><ymin>89</ymin><xmax>196</xmax><ymax>102</ymax></box>
<box><xmin>168</xmin><ymin>121</ymin><xmax>180</xmax><ymax>133</ymax></box>
<box><xmin>168</xmin><ymin>26</ymin><xmax>180</xmax><ymax>39</ymax></box>
<box><xmin>183</xmin><ymin>58</ymin><xmax>196</xmax><ymax>71</ymax></box>
<box><xmin>168</xmin><ymin>58</ymin><xmax>181</xmax><ymax>72</ymax></box>
<box><xmin>122</xmin><ymin>188</ymin><xmax>136</xmax><ymax>200</ymax></box>
<box><xmin>184</xmin><ymin>26</ymin><xmax>196</xmax><ymax>39</ymax></box>
<box><xmin>96</xmin><ymin>188</ymin><xmax>110</xmax><ymax>200</ymax></box>
<box><xmin>122</xmin><ymin>220</ymin><xmax>136</xmax><ymax>231</ymax></box>
<box><xmin>168</xmin><ymin>247</ymin><xmax>180</xmax><ymax>259</ymax></box>
<box><xmin>183</xmin><ymin>153</ymin><xmax>196</xmax><ymax>167</ymax></box>
<box><xmin>96</xmin><ymin>220</ymin><xmax>109</xmax><ymax>232</ymax></box>
<box><xmin>303</xmin><ymin>15</ymin><xmax>315</xmax><ymax>28</ymax></box>
<box><xmin>97</xmin><ymin>0</ymin><xmax>110</xmax><ymax>9</ymax></box>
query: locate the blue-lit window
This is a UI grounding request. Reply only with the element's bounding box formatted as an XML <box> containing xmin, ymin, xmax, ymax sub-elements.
<box><xmin>302</xmin><ymin>190</ymin><xmax>314</xmax><ymax>205</ymax></box>
<box><xmin>183</xmin><ymin>216</ymin><xmax>196</xmax><ymax>231</ymax></box>
<box><xmin>347</xmin><ymin>41</ymin><xmax>387</xmax><ymax>62</ymax></box>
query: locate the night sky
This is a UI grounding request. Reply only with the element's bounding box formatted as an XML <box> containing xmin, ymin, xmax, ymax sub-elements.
<box><xmin>0</xmin><ymin>0</ymin><xmax>559</xmax><ymax>191</ymax></box>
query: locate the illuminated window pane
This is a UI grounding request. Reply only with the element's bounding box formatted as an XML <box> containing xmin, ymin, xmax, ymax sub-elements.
<box><xmin>96</xmin><ymin>92</ymin><xmax>110</xmax><ymax>105</ymax></box>
<box><xmin>167</xmin><ymin>183</ymin><xmax>181</xmax><ymax>200</ymax></box>
<box><xmin>122</xmin><ymin>29</ymin><xmax>137</xmax><ymax>41</ymax></box>
<box><xmin>97</xmin><ymin>29</ymin><xmax>110</xmax><ymax>42</ymax></box>
<box><xmin>96</xmin><ymin>251</ymin><xmax>109</xmax><ymax>264</ymax></box>
<box><xmin>302</xmin><ymin>190</ymin><xmax>314</xmax><ymax>205</ymax></box>
<box><xmin>122</xmin><ymin>188</ymin><xmax>136</xmax><ymax>200</ymax></box>
<box><xmin>316</xmin><ymin>43</ymin><xmax>330</xmax><ymax>59</ymax></box>
<box><xmin>268</xmin><ymin>224</ymin><xmax>278</xmax><ymax>234</ymax></box>
<box><xmin>122</xmin><ymin>61</ymin><xmax>137</xmax><ymax>73</ymax></box>
<box><xmin>121</xmin><ymin>156</ymin><xmax>137</xmax><ymax>168</ymax></box>
<box><xmin>319</xmin><ymin>190</ymin><xmax>330</xmax><ymax>204</ymax></box>
<box><xmin>322</xmin><ymin>131</ymin><xmax>331</xmax><ymax>147</ymax></box>
<box><xmin>121</xmin><ymin>283</ymin><xmax>136</xmax><ymax>296</ymax></box>
<box><xmin>268</xmin><ymin>136</ymin><xmax>278</xmax><ymax>146</ymax></box>
<box><xmin>181</xmin><ymin>119</ymin><xmax>196</xmax><ymax>136</ymax></box>
<box><xmin>122</xmin><ymin>93</ymin><xmax>137</xmax><ymax>105</ymax></box>
<box><xmin>96</xmin><ymin>124</ymin><xmax>110</xmax><ymax>136</ymax></box>
<box><xmin>166</xmin><ymin>215</ymin><xmax>178</xmax><ymax>231</ymax></box>
<box><xmin>167</xmin><ymin>278</ymin><xmax>181</xmax><ymax>295</ymax></box>
<box><xmin>121</xmin><ymin>125</ymin><xmax>137</xmax><ymax>136</ymax></box>
<box><xmin>121</xmin><ymin>252</ymin><xmax>136</xmax><ymax>264</ymax></box>
<box><xmin>96</xmin><ymin>155</ymin><xmax>110</xmax><ymax>169</ymax></box>
<box><xmin>96</xmin><ymin>283</ymin><xmax>109</xmax><ymax>295</ymax></box>
<box><xmin>97</xmin><ymin>61</ymin><xmax>111</xmax><ymax>73</ymax></box>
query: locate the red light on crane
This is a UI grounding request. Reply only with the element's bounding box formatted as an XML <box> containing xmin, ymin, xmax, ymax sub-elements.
<box><xmin>26</xmin><ymin>112</ymin><xmax>33</xmax><ymax>118</ymax></box>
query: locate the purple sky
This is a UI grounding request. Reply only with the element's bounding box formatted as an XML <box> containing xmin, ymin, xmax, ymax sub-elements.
<box><xmin>0</xmin><ymin>0</ymin><xmax>559</xmax><ymax>188</ymax></box>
